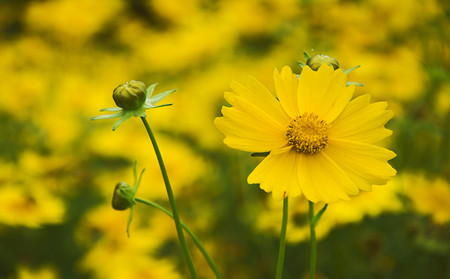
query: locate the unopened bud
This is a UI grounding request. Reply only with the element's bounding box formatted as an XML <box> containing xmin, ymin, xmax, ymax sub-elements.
<box><xmin>112</xmin><ymin>182</ymin><xmax>135</xmax><ymax>210</ymax></box>
<box><xmin>113</xmin><ymin>80</ymin><xmax>146</xmax><ymax>110</ymax></box>
<box><xmin>306</xmin><ymin>55</ymin><xmax>339</xmax><ymax>71</ymax></box>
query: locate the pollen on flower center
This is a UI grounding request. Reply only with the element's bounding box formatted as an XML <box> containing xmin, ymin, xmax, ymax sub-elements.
<box><xmin>286</xmin><ymin>113</ymin><xmax>330</xmax><ymax>154</ymax></box>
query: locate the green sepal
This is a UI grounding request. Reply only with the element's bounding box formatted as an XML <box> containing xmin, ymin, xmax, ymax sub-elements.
<box><xmin>148</xmin><ymin>89</ymin><xmax>176</xmax><ymax>104</ymax></box>
<box><xmin>146</xmin><ymin>83</ymin><xmax>158</xmax><ymax>98</ymax></box>
<box><xmin>346</xmin><ymin>81</ymin><xmax>364</xmax><ymax>87</ymax></box>
<box><xmin>126</xmin><ymin>206</ymin><xmax>134</xmax><ymax>238</ymax></box>
<box><xmin>303</xmin><ymin>51</ymin><xmax>311</xmax><ymax>61</ymax></box>
<box><xmin>147</xmin><ymin>103</ymin><xmax>173</xmax><ymax>109</ymax></box>
<box><xmin>100</xmin><ymin>107</ymin><xmax>122</xmax><ymax>112</ymax></box>
<box><xmin>251</xmin><ymin>152</ymin><xmax>270</xmax><ymax>157</ymax></box>
<box><xmin>297</xmin><ymin>61</ymin><xmax>306</xmax><ymax>69</ymax></box>
<box><xmin>343</xmin><ymin>65</ymin><xmax>361</xmax><ymax>74</ymax></box>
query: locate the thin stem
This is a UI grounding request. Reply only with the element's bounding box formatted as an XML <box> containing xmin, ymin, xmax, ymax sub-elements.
<box><xmin>308</xmin><ymin>201</ymin><xmax>317</xmax><ymax>279</ymax></box>
<box><xmin>140</xmin><ymin>117</ymin><xmax>198</xmax><ymax>279</ymax></box>
<box><xmin>275</xmin><ymin>197</ymin><xmax>289</xmax><ymax>279</ymax></box>
<box><xmin>135</xmin><ymin>197</ymin><xmax>223</xmax><ymax>279</ymax></box>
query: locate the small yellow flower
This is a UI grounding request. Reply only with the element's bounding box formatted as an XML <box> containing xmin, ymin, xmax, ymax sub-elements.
<box><xmin>215</xmin><ymin>64</ymin><xmax>396</xmax><ymax>203</ymax></box>
<box><xmin>403</xmin><ymin>173</ymin><xmax>450</xmax><ymax>224</ymax></box>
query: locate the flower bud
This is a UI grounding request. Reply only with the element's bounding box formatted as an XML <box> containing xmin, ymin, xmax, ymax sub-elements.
<box><xmin>112</xmin><ymin>80</ymin><xmax>146</xmax><ymax>110</ymax></box>
<box><xmin>306</xmin><ymin>54</ymin><xmax>339</xmax><ymax>71</ymax></box>
<box><xmin>112</xmin><ymin>182</ymin><xmax>134</xmax><ymax>210</ymax></box>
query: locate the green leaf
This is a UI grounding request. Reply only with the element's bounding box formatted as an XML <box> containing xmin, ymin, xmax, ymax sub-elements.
<box><xmin>312</xmin><ymin>204</ymin><xmax>328</xmax><ymax>228</ymax></box>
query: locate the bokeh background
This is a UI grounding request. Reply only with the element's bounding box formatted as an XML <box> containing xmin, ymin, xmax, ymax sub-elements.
<box><xmin>0</xmin><ymin>0</ymin><xmax>449</xmax><ymax>278</ymax></box>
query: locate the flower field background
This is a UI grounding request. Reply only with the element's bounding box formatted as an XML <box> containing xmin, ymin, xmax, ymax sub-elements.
<box><xmin>0</xmin><ymin>0</ymin><xmax>449</xmax><ymax>278</ymax></box>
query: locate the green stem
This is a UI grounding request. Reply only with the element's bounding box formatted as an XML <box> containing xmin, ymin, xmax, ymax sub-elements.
<box><xmin>140</xmin><ymin>117</ymin><xmax>198</xmax><ymax>279</ymax></box>
<box><xmin>308</xmin><ymin>201</ymin><xmax>328</xmax><ymax>279</ymax></box>
<box><xmin>135</xmin><ymin>197</ymin><xmax>223</xmax><ymax>279</ymax></box>
<box><xmin>308</xmin><ymin>201</ymin><xmax>316</xmax><ymax>279</ymax></box>
<box><xmin>275</xmin><ymin>197</ymin><xmax>289</xmax><ymax>279</ymax></box>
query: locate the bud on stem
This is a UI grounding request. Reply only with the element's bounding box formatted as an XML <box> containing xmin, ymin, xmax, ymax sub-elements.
<box><xmin>306</xmin><ymin>54</ymin><xmax>339</xmax><ymax>71</ymax></box>
<box><xmin>113</xmin><ymin>80</ymin><xmax>146</xmax><ymax>110</ymax></box>
<box><xmin>112</xmin><ymin>182</ymin><xmax>135</xmax><ymax>210</ymax></box>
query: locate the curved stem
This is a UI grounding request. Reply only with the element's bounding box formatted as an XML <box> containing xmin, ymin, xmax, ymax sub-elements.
<box><xmin>140</xmin><ymin>117</ymin><xmax>198</xmax><ymax>279</ymax></box>
<box><xmin>308</xmin><ymin>201</ymin><xmax>316</xmax><ymax>279</ymax></box>
<box><xmin>135</xmin><ymin>197</ymin><xmax>223</xmax><ymax>279</ymax></box>
<box><xmin>275</xmin><ymin>197</ymin><xmax>289</xmax><ymax>279</ymax></box>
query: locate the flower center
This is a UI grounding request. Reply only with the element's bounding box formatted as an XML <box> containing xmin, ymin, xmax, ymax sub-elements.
<box><xmin>286</xmin><ymin>113</ymin><xmax>330</xmax><ymax>154</ymax></box>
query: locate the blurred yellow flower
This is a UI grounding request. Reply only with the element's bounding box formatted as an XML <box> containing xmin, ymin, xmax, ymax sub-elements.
<box><xmin>435</xmin><ymin>84</ymin><xmax>450</xmax><ymax>116</ymax></box>
<box><xmin>25</xmin><ymin>0</ymin><xmax>122</xmax><ymax>42</ymax></box>
<box><xmin>107</xmin><ymin>258</ymin><xmax>183</xmax><ymax>279</ymax></box>
<box><xmin>0</xmin><ymin>185</ymin><xmax>64</xmax><ymax>228</ymax></box>
<box><xmin>215</xmin><ymin>64</ymin><xmax>396</xmax><ymax>203</ymax></box>
<box><xmin>77</xmin><ymin>205</ymin><xmax>181</xmax><ymax>279</ymax></box>
<box><xmin>15</xmin><ymin>266</ymin><xmax>58</xmax><ymax>279</ymax></box>
<box><xmin>403</xmin><ymin>173</ymin><xmax>450</xmax><ymax>224</ymax></box>
<box><xmin>259</xmin><ymin>177</ymin><xmax>402</xmax><ymax>242</ymax></box>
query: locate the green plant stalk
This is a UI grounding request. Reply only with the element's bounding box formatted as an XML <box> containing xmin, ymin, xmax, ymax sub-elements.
<box><xmin>308</xmin><ymin>201</ymin><xmax>317</xmax><ymax>279</ymax></box>
<box><xmin>135</xmin><ymin>197</ymin><xmax>223</xmax><ymax>279</ymax></box>
<box><xmin>140</xmin><ymin>117</ymin><xmax>198</xmax><ymax>279</ymax></box>
<box><xmin>275</xmin><ymin>197</ymin><xmax>289</xmax><ymax>279</ymax></box>
<box><xmin>308</xmin><ymin>201</ymin><xmax>328</xmax><ymax>279</ymax></box>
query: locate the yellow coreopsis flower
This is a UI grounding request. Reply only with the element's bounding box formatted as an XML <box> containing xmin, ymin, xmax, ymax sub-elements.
<box><xmin>215</xmin><ymin>64</ymin><xmax>396</xmax><ymax>203</ymax></box>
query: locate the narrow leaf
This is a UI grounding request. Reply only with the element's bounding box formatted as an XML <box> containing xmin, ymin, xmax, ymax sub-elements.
<box><xmin>312</xmin><ymin>204</ymin><xmax>328</xmax><ymax>228</ymax></box>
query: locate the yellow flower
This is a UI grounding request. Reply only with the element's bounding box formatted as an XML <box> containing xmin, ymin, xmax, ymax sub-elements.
<box><xmin>403</xmin><ymin>173</ymin><xmax>450</xmax><ymax>224</ymax></box>
<box><xmin>0</xmin><ymin>184</ymin><xmax>65</xmax><ymax>227</ymax></box>
<box><xmin>215</xmin><ymin>64</ymin><xmax>396</xmax><ymax>203</ymax></box>
<box><xmin>16</xmin><ymin>266</ymin><xmax>58</xmax><ymax>279</ymax></box>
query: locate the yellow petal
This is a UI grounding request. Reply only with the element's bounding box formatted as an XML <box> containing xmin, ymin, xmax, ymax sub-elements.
<box><xmin>214</xmin><ymin>109</ymin><xmax>286</xmax><ymax>152</ymax></box>
<box><xmin>297</xmin><ymin>65</ymin><xmax>353</xmax><ymax>123</ymax></box>
<box><xmin>297</xmin><ymin>152</ymin><xmax>356</xmax><ymax>203</ymax></box>
<box><xmin>274</xmin><ymin>66</ymin><xmax>299</xmax><ymax>118</ymax></box>
<box><xmin>325</xmin><ymin>138</ymin><xmax>397</xmax><ymax>186</ymax></box>
<box><xmin>248</xmin><ymin>149</ymin><xmax>302</xmax><ymax>199</ymax></box>
<box><xmin>330</xmin><ymin>94</ymin><xmax>394</xmax><ymax>144</ymax></box>
<box><xmin>229</xmin><ymin>79</ymin><xmax>289</xmax><ymax>126</ymax></box>
<box><xmin>224</xmin><ymin>92</ymin><xmax>288</xmax><ymax>130</ymax></box>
